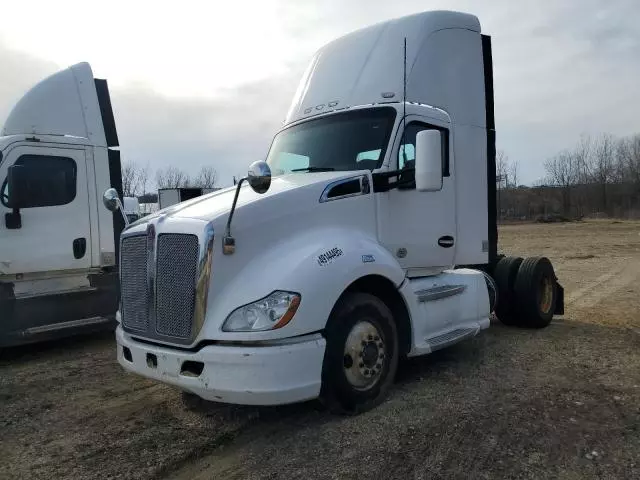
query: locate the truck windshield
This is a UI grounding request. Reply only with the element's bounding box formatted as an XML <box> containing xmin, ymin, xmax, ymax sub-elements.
<box><xmin>266</xmin><ymin>107</ymin><xmax>396</xmax><ymax>175</ymax></box>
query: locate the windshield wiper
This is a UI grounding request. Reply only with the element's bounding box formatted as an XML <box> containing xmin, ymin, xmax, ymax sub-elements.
<box><xmin>291</xmin><ymin>167</ymin><xmax>336</xmax><ymax>172</ymax></box>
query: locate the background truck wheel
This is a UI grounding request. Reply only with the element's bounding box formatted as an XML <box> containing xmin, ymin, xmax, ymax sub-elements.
<box><xmin>493</xmin><ymin>256</ymin><xmax>523</xmax><ymax>326</ymax></box>
<box><xmin>514</xmin><ymin>256</ymin><xmax>557</xmax><ymax>328</ymax></box>
<box><xmin>320</xmin><ymin>292</ymin><xmax>399</xmax><ymax>415</ymax></box>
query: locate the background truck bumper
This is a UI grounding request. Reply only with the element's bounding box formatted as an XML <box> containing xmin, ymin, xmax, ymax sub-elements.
<box><xmin>116</xmin><ymin>326</ymin><xmax>326</xmax><ymax>406</ymax></box>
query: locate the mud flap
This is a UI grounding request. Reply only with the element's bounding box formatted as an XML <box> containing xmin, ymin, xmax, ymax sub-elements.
<box><xmin>554</xmin><ymin>282</ymin><xmax>564</xmax><ymax>315</ymax></box>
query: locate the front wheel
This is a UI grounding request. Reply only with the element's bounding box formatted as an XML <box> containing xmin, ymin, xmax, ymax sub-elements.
<box><xmin>320</xmin><ymin>292</ymin><xmax>399</xmax><ymax>415</ymax></box>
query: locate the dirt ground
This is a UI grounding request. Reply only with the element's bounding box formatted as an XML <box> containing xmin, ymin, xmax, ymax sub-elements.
<box><xmin>1</xmin><ymin>220</ymin><xmax>640</xmax><ymax>480</ymax></box>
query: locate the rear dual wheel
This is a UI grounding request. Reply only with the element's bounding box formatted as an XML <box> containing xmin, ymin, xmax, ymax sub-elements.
<box><xmin>514</xmin><ymin>257</ymin><xmax>557</xmax><ymax>328</ymax></box>
<box><xmin>495</xmin><ymin>256</ymin><xmax>557</xmax><ymax>328</ymax></box>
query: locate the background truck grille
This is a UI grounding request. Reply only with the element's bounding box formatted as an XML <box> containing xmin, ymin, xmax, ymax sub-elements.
<box><xmin>155</xmin><ymin>234</ymin><xmax>199</xmax><ymax>339</ymax></box>
<box><xmin>120</xmin><ymin>236</ymin><xmax>148</xmax><ymax>331</ymax></box>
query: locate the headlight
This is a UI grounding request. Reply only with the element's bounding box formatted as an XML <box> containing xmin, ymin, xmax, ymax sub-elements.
<box><xmin>222</xmin><ymin>291</ymin><xmax>301</xmax><ymax>332</ymax></box>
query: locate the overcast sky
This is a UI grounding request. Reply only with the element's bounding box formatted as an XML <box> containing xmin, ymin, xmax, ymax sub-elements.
<box><xmin>1</xmin><ymin>0</ymin><xmax>639</xmax><ymax>186</ymax></box>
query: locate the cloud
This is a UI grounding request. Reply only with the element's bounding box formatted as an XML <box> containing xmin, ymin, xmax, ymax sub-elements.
<box><xmin>0</xmin><ymin>40</ymin><xmax>303</xmax><ymax>187</ymax></box>
<box><xmin>110</xmin><ymin>69</ymin><xmax>302</xmax><ymax>187</ymax></box>
<box><xmin>1</xmin><ymin>0</ymin><xmax>640</xmax><ymax>185</ymax></box>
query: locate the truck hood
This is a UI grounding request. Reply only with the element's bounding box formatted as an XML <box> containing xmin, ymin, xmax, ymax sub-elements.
<box><xmin>131</xmin><ymin>170</ymin><xmax>360</xmax><ymax>226</ymax></box>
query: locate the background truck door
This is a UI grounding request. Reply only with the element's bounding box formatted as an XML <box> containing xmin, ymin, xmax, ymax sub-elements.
<box><xmin>378</xmin><ymin>118</ymin><xmax>456</xmax><ymax>274</ymax></box>
<box><xmin>0</xmin><ymin>144</ymin><xmax>91</xmax><ymax>275</ymax></box>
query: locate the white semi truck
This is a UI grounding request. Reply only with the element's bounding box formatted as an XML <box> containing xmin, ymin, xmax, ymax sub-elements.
<box><xmin>0</xmin><ymin>63</ymin><xmax>124</xmax><ymax>346</ymax></box>
<box><xmin>107</xmin><ymin>10</ymin><xmax>564</xmax><ymax>413</ymax></box>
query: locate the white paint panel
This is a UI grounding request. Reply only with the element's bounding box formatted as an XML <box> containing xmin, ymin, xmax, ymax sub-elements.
<box><xmin>0</xmin><ymin>144</ymin><xmax>92</xmax><ymax>275</ymax></box>
<box><xmin>1</xmin><ymin>63</ymin><xmax>107</xmax><ymax>147</ymax></box>
<box><xmin>453</xmin><ymin>125</ymin><xmax>489</xmax><ymax>265</ymax></box>
<box><xmin>285</xmin><ymin>11</ymin><xmax>483</xmax><ymax>127</ymax></box>
<box><xmin>403</xmin><ymin>268</ymin><xmax>490</xmax><ymax>357</ymax></box>
<box><xmin>93</xmin><ymin>147</ymin><xmax>115</xmax><ymax>266</ymax></box>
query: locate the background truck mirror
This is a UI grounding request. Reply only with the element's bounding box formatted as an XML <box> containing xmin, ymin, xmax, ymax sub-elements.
<box><xmin>103</xmin><ymin>188</ymin><xmax>121</xmax><ymax>212</ymax></box>
<box><xmin>415</xmin><ymin>130</ymin><xmax>443</xmax><ymax>192</ymax></box>
<box><xmin>7</xmin><ymin>165</ymin><xmax>29</xmax><ymax>209</ymax></box>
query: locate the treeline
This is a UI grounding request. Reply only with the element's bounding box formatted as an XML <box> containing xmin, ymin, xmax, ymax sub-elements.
<box><xmin>498</xmin><ymin>133</ymin><xmax>640</xmax><ymax>221</ymax></box>
<box><xmin>121</xmin><ymin>161</ymin><xmax>219</xmax><ymax>197</ymax></box>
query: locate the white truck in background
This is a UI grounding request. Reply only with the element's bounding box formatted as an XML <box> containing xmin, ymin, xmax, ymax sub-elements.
<box><xmin>105</xmin><ymin>10</ymin><xmax>564</xmax><ymax>413</ymax></box>
<box><xmin>158</xmin><ymin>187</ymin><xmax>219</xmax><ymax>210</ymax></box>
<box><xmin>123</xmin><ymin>197</ymin><xmax>141</xmax><ymax>224</ymax></box>
<box><xmin>0</xmin><ymin>64</ymin><xmax>125</xmax><ymax>347</ymax></box>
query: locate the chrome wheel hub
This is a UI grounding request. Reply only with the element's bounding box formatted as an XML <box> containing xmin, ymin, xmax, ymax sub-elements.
<box><xmin>343</xmin><ymin>321</ymin><xmax>385</xmax><ymax>390</ymax></box>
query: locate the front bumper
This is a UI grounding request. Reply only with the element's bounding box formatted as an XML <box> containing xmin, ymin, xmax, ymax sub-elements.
<box><xmin>116</xmin><ymin>326</ymin><xmax>326</xmax><ymax>406</ymax></box>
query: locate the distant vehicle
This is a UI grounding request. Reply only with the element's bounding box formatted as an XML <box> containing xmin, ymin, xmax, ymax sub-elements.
<box><xmin>123</xmin><ymin>197</ymin><xmax>141</xmax><ymax>224</ymax></box>
<box><xmin>109</xmin><ymin>10</ymin><xmax>564</xmax><ymax>413</ymax></box>
<box><xmin>158</xmin><ymin>187</ymin><xmax>219</xmax><ymax>210</ymax></box>
<box><xmin>0</xmin><ymin>63</ymin><xmax>124</xmax><ymax>346</ymax></box>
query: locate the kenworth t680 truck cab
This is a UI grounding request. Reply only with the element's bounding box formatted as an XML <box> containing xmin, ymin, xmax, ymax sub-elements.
<box><xmin>111</xmin><ymin>10</ymin><xmax>564</xmax><ymax>413</ymax></box>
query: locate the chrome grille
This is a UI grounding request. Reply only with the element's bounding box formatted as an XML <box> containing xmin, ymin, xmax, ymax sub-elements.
<box><xmin>120</xmin><ymin>235</ymin><xmax>148</xmax><ymax>331</ymax></box>
<box><xmin>155</xmin><ymin>234</ymin><xmax>199</xmax><ymax>339</ymax></box>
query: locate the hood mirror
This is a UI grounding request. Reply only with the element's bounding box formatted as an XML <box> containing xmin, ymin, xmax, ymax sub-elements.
<box><xmin>223</xmin><ymin>161</ymin><xmax>272</xmax><ymax>255</ymax></box>
<box><xmin>247</xmin><ymin>161</ymin><xmax>271</xmax><ymax>194</ymax></box>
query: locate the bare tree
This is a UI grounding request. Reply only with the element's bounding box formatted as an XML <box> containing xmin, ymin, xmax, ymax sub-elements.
<box><xmin>508</xmin><ymin>158</ymin><xmax>519</xmax><ymax>188</ymax></box>
<box><xmin>194</xmin><ymin>166</ymin><xmax>218</xmax><ymax>188</ymax></box>
<box><xmin>544</xmin><ymin>150</ymin><xmax>578</xmax><ymax>216</ymax></box>
<box><xmin>138</xmin><ymin>163</ymin><xmax>150</xmax><ymax>196</ymax></box>
<box><xmin>121</xmin><ymin>160</ymin><xmax>151</xmax><ymax>197</ymax></box>
<box><xmin>156</xmin><ymin>166</ymin><xmax>191</xmax><ymax>189</ymax></box>
<box><xmin>496</xmin><ymin>150</ymin><xmax>508</xmax><ymax>188</ymax></box>
<box><xmin>619</xmin><ymin>133</ymin><xmax>640</xmax><ymax>187</ymax></box>
<box><xmin>589</xmin><ymin>133</ymin><xmax>616</xmax><ymax>213</ymax></box>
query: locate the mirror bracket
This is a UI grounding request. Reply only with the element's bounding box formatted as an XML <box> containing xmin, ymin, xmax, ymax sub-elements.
<box><xmin>222</xmin><ymin>161</ymin><xmax>272</xmax><ymax>255</ymax></box>
<box><xmin>222</xmin><ymin>177</ymin><xmax>245</xmax><ymax>255</ymax></box>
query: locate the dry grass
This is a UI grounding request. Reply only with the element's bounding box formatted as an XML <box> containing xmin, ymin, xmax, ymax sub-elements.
<box><xmin>1</xmin><ymin>220</ymin><xmax>639</xmax><ymax>479</ymax></box>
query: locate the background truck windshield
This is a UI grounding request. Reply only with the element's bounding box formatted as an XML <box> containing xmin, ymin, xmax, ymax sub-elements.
<box><xmin>266</xmin><ymin>107</ymin><xmax>396</xmax><ymax>174</ymax></box>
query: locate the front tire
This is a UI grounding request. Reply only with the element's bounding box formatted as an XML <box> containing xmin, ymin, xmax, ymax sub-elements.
<box><xmin>320</xmin><ymin>293</ymin><xmax>399</xmax><ymax>415</ymax></box>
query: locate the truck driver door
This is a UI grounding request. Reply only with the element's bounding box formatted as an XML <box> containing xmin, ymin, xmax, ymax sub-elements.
<box><xmin>0</xmin><ymin>144</ymin><xmax>91</xmax><ymax>276</ymax></box>
<box><xmin>378</xmin><ymin>117</ymin><xmax>456</xmax><ymax>276</ymax></box>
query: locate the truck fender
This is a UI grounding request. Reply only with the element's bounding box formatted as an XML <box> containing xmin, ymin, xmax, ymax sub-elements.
<box><xmin>200</xmin><ymin>227</ymin><xmax>406</xmax><ymax>342</ymax></box>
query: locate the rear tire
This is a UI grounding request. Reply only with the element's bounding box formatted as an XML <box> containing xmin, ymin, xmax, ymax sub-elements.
<box><xmin>493</xmin><ymin>256</ymin><xmax>523</xmax><ymax>326</ymax></box>
<box><xmin>320</xmin><ymin>292</ymin><xmax>398</xmax><ymax>415</ymax></box>
<box><xmin>514</xmin><ymin>257</ymin><xmax>557</xmax><ymax>328</ymax></box>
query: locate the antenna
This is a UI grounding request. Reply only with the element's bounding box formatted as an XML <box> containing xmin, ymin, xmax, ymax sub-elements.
<box><xmin>401</xmin><ymin>37</ymin><xmax>408</xmax><ymax>167</ymax></box>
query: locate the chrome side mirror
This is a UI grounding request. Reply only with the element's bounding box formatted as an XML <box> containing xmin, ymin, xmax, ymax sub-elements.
<box><xmin>103</xmin><ymin>188</ymin><xmax>120</xmax><ymax>212</ymax></box>
<box><xmin>247</xmin><ymin>161</ymin><xmax>271</xmax><ymax>194</ymax></box>
<box><xmin>102</xmin><ymin>188</ymin><xmax>130</xmax><ymax>227</ymax></box>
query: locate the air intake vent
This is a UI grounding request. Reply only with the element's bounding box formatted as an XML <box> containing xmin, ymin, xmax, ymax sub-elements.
<box><xmin>120</xmin><ymin>235</ymin><xmax>148</xmax><ymax>331</ymax></box>
<box><xmin>155</xmin><ymin>234</ymin><xmax>199</xmax><ymax>339</ymax></box>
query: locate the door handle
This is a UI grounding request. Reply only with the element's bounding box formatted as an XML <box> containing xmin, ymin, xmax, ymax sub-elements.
<box><xmin>437</xmin><ymin>235</ymin><xmax>455</xmax><ymax>248</ymax></box>
<box><xmin>73</xmin><ymin>237</ymin><xmax>87</xmax><ymax>259</ymax></box>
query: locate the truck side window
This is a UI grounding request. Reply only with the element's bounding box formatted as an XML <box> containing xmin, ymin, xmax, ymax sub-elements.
<box><xmin>0</xmin><ymin>154</ymin><xmax>77</xmax><ymax>208</ymax></box>
<box><xmin>398</xmin><ymin>123</ymin><xmax>450</xmax><ymax>177</ymax></box>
